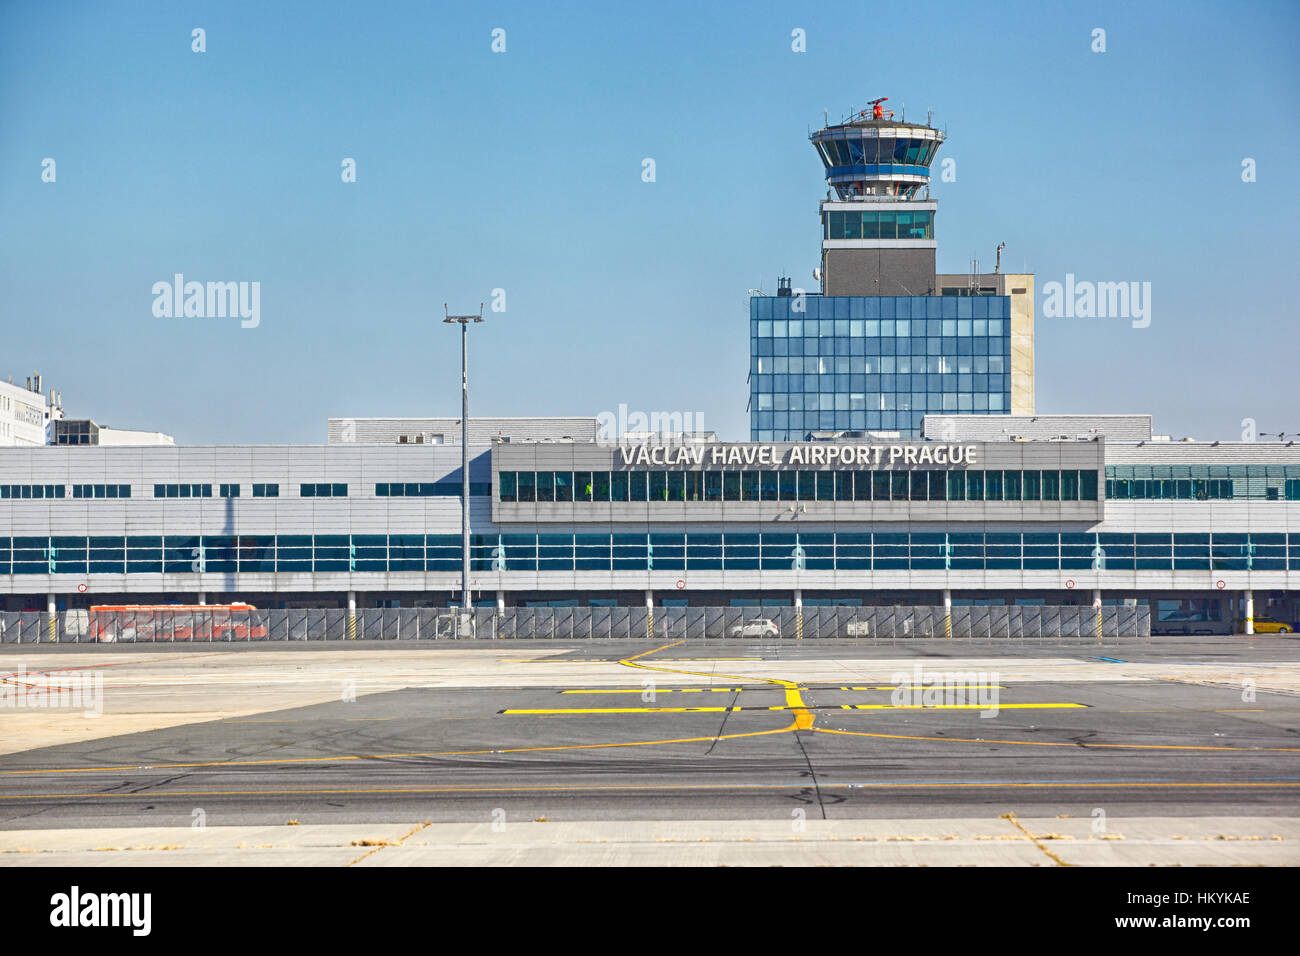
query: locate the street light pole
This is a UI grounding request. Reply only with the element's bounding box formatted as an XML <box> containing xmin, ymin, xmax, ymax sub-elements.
<box><xmin>444</xmin><ymin>305</ymin><xmax>484</xmax><ymax>614</ymax></box>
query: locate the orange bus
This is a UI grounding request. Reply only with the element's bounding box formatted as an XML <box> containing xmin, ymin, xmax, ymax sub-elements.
<box><xmin>89</xmin><ymin>604</ymin><xmax>267</xmax><ymax>642</ymax></box>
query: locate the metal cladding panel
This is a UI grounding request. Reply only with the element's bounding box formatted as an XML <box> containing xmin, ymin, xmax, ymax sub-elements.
<box><xmin>923</xmin><ymin>414</ymin><xmax>1153</xmax><ymax>442</ymax></box>
<box><xmin>0</xmin><ymin>445</ymin><xmax>494</xmax><ymax>539</ymax></box>
<box><xmin>1106</xmin><ymin>442</ymin><xmax>1300</xmax><ymax>465</ymax></box>
<box><xmin>326</xmin><ymin>418</ymin><xmax>600</xmax><ymax>444</ymax></box>
<box><xmin>1098</xmin><ymin>501</ymin><xmax>1300</xmax><ymax>535</ymax></box>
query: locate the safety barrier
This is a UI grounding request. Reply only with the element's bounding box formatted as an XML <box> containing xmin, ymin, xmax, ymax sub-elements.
<box><xmin>0</xmin><ymin>604</ymin><xmax>1151</xmax><ymax>643</ymax></box>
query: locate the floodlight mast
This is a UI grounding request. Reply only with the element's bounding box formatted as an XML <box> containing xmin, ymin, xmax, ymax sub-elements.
<box><xmin>443</xmin><ymin>304</ymin><xmax>485</xmax><ymax>615</ymax></box>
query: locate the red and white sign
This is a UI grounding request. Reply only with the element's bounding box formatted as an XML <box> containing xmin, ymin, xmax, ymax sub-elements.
<box><xmin>1215</xmin><ymin>580</ymin><xmax>1226</xmax><ymax>590</ymax></box>
<box><xmin>77</xmin><ymin>583</ymin><xmax>87</xmax><ymax>593</ymax></box>
<box><xmin>675</xmin><ymin>579</ymin><xmax>685</xmax><ymax>590</ymax></box>
<box><xmin>1065</xmin><ymin>579</ymin><xmax>1075</xmax><ymax>590</ymax></box>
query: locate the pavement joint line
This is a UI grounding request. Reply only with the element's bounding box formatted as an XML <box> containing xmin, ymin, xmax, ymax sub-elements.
<box><xmin>1000</xmin><ymin>811</ymin><xmax>1074</xmax><ymax>866</ymax></box>
<box><xmin>344</xmin><ymin>819</ymin><xmax>431</xmax><ymax>867</ymax></box>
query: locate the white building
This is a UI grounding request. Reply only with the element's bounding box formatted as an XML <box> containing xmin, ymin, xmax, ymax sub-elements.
<box><xmin>0</xmin><ymin>379</ymin><xmax>49</xmax><ymax>447</ymax></box>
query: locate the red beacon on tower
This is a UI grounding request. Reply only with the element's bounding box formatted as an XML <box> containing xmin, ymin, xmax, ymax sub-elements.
<box><xmin>861</xmin><ymin>97</ymin><xmax>894</xmax><ymax>120</ymax></box>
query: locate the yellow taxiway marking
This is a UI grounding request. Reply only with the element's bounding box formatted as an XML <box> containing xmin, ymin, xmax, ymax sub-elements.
<box><xmin>504</xmin><ymin>702</ymin><xmax>1084</xmax><ymax>716</ymax></box>
<box><xmin>561</xmin><ymin>687</ymin><xmax>744</xmax><ymax>694</ymax></box>
<box><xmin>560</xmin><ymin>685</ymin><xmax>1005</xmax><ymax>694</ymax></box>
<box><xmin>813</xmin><ymin>727</ymin><xmax>1300</xmax><ymax>752</ymax></box>
<box><xmin>839</xmin><ymin>685</ymin><xmax>1006</xmax><ymax>691</ymax></box>
<box><xmin>849</xmin><ymin>703</ymin><xmax>1084</xmax><ymax>711</ymax></box>
<box><xmin>616</xmin><ymin>641</ymin><xmax>815</xmax><ymax>730</ymax></box>
<box><xmin>5</xmin><ymin>781</ymin><xmax>1299</xmax><ymax>802</ymax></box>
<box><xmin>501</xmin><ymin>657</ymin><xmax>761</xmax><ymax>663</ymax></box>
<box><xmin>0</xmin><ymin>726</ymin><xmax>794</xmax><ymax>777</ymax></box>
<box><xmin>507</xmin><ymin>707</ymin><xmax>736</xmax><ymax>715</ymax></box>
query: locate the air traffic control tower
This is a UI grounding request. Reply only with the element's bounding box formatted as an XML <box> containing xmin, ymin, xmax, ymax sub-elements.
<box><xmin>811</xmin><ymin>99</ymin><xmax>943</xmax><ymax>296</ymax></box>
<box><xmin>749</xmin><ymin>98</ymin><xmax>1035</xmax><ymax>440</ymax></box>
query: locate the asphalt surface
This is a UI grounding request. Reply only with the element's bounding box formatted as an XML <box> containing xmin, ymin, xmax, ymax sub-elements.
<box><xmin>1</xmin><ymin>638</ymin><xmax>1298</xmax><ymax>832</ymax></box>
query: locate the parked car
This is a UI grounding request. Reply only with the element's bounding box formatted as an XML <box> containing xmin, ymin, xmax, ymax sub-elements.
<box><xmin>1235</xmin><ymin>614</ymin><xmax>1294</xmax><ymax>634</ymax></box>
<box><xmin>729</xmin><ymin>617</ymin><xmax>779</xmax><ymax>639</ymax></box>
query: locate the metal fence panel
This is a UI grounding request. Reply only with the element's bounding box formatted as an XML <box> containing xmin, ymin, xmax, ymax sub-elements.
<box><xmin>0</xmin><ymin>602</ymin><xmax>1166</xmax><ymax>643</ymax></box>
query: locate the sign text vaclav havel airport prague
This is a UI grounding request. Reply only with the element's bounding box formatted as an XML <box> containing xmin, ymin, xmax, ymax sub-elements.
<box><xmin>618</xmin><ymin>443</ymin><xmax>979</xmax><ymax>469</ymax></box>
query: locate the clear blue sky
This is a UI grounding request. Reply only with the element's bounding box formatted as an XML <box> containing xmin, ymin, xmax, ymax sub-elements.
<box><xmin>2</xmin><ymin>0</ymin><xmax>1297</xmax><ymax>443</ymax></box>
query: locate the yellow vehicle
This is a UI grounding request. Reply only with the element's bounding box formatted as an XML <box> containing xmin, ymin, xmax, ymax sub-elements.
<box><xmin>1236</xmin><ymin>614</ymin><xmax>1293</xmax><ymax>634</ymax></box>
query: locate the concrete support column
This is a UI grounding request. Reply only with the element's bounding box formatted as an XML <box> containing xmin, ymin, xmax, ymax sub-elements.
<box><xmin>46</xmin><ymin>592</ymin><xmax>56</xmax><ymax>643</ymax></box>
<box><xmin>197</xmin><ymin>592</ymin><xmax>207</xmax><ymax>606</ymax></box>
<box><xmin>347</xmin><ymin>590</ymin><xmax>357</xmax><ymax>640</ymax></box>
<box><xmin>1093</xmin><ymin>589</ymin><xmax>1104</xmax><ymax>642</ymax></box>
<box><xmin>645</xmin><ymin>589</ymin><xmax>654</xmax><ymax>640</ymax></box>
<box><xmin>1244</xmin><ymin>589</ymin><xmax>1254</xmax><ymax>635</ymax></box>
<box><xmin>496</xmin><ymin>590</ymin><xmax>505</xmax><ymax>612</ymax></box>
<box><xmin>794</xmin><ymin>589</ymin><xmax>803</xmax><ymax>641</ymax></box>
<box><xmin>942</xmin><ymin>589</ymin><xmax>952</xmax><ymax>639</ymax></box>
<box><xmin>793</xmin><ymin>589</ymin><xmax>803</xmax><ymax>609</ymax></box>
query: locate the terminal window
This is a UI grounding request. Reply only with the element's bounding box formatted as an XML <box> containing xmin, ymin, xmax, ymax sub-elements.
<box><xmin>1106</xmin><ymin>465</ymin><xmax>1300</xmax><ymax>501</ymax></box>
<box><xmin>497</xmin><ymin>469</ymin><xmax>1098</xmax><ymax>503</ymax></box>
<box><xmin>153</xmin><ymin>483</ymin><xmax>213</xmax><ymax>498</ymax></box>
<box><xmin>299</xmin><ymin>483</ymin><xmax>348</xmax><ymax>497</ymax></box>
<box><xmin>1</xmin><ymin>530</ymin><xmax>1293</xmax><ymax>576</ymax></box>
<box><xmin>72</xmin><ymin>484</ymin><xmax>131</xmax><ymax>498</ymax></box>
<box><xmin>1</xmin><ymin>484</ymin><xmax>66</xmax><ymax>499</ymax></box>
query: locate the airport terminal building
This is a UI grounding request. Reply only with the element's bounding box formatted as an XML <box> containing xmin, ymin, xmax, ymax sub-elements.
<box><xmin>0</xmin><ymin>415</ymin><xmax>1298</xmax><ymax>633</ymax></box>
<box><xmin>1</xmin><ymin>102</ymin><xmax>1296</xmax><ymax>633</ymax></box>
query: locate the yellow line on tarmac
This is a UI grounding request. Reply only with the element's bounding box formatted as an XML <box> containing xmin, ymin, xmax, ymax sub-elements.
<box><xmin>501</xmin><ymin>657</ymin><xmax>761</xmax><ymax>664</ymax></box>
<box><xmin>616</xmin><ymin>641</ymin><xmax>815</xmax><ymax>730</ymax></box>
<box><xmin>840</xmin><ymin>685</ymin><xmax>1006</xmax><ymax>691</ymax></box>
<box><xmin>0</xmin><ymin>726</ymin><xmax>794</xmax><ymax>778</ymax></box>
<box><xmin>850</xmin><ymin>703</ymin><xmax>1085</xmax><ymax>711</ymax></box>
<box><xmin>5</xmin><ymin>781</ymin><xmax>1299</xmax><ymax>802</ymax></box>
<box><xmin>506</xmin><ymin>707</ymin><xmax>735</xmax><ymax>715</ymax></box>
<box><xmin>505</xmin><ymin>703</ymin><xmax>1086</xmax><ymax>715</ymax></box>
<box><xmin>561</xmin><ymin>687</ymin><xmax>744</xmax><ymax>694</ymax></box>
<box><xmin>813</xmin><ymin>727</ymin><xmax>1300</xmax><ymax>752</ymax></box>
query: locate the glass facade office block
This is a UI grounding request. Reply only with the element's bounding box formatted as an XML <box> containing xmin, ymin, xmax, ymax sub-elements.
<box><xmin>749</xmin><ymin>294</ymin><xmax>1013</xmax><ymax>439</ymax></box>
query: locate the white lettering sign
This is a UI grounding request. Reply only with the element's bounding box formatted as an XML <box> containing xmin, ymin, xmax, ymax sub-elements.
<box><xmin>617</xmin><ymin>443</ymin><xmax>977</xmax><ymax>468</ymax></box>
